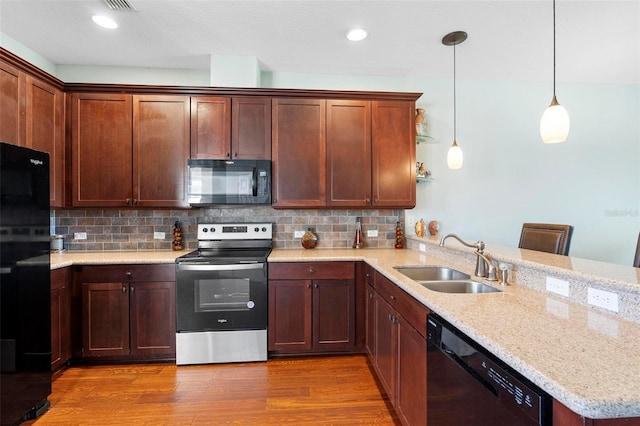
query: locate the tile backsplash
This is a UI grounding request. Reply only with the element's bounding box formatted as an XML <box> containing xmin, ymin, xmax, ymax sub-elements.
<box><xmin>52</xmin><ymin>207</ymin><xmax>405</xmax><ymax>251</ymax></box>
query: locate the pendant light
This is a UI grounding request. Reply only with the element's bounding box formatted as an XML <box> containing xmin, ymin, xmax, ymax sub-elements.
<box><xmin>540</xmin><ymin>0</ymin><xmax>570</xmax><ymax>143</ymax></box>
<box><xmin>442</xmin><ymin>31</ymin><xmax>467</xmax><ymax>169</ymax></box>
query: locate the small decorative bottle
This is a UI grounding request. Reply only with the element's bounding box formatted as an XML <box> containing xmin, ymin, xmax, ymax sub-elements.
<box><xmin>414</xmin><ymin>219</ymin><xmax>426</xmax><ymax>238</ymax></box>
<box><xmin>394</xmin><ymin>221</ymin><xmax>404</xmax><ymax>249</ymax></box>
<box><xmin>352</xmin><ymin>217</ymin><xmax>364</xmax><ymax>249</ymax></box>
<box><xmin>172</xmin><ymin>221</ymin><xmax>184</xmax><ymax>251</ymax></box>
<box><xmin>301</xmin><ymin>227</ymin><xmax>318</xmax><ymax>249</ymax></box>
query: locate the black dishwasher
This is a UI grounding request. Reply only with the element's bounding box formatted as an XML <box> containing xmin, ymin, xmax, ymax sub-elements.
<box><xmin>427</xmin><ymin>314</ymin><xmax>552</xmax><ymax>425</ymax></box>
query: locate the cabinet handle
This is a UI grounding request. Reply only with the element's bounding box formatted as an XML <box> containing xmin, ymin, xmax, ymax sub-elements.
<box><xmin>131</xmin><ymin>286</ymin><xmax>135</xmax><ymax>292</ymax></box>
<box><xmin>133</xmin><ymin>198</ymin><xmax>138</xmax><ymax>206</ymax></box>
<box><xmin>388</xmin><ymin>313</ymin><xmax>392</xmax><ymax>321</ymax></box>
<box><xmin>226</xmin><ymin>152</ymin><xmax>231</xmax><ymax>158</ymax></box>
<box><xmin>366</xmin><ymin>198</ymin><xmax>371</xmax><ymax>204</ymax></box>
<box><xmin>392</xmin><ymin>315</ymin><xmax>398</xmax><ymax>324</ymax></box>
<box><xmin>122</xmin><ymin>286</ymin><xmax>127</xmax><ymax>293</ymax></box>
<box><xmin>125</xmin><ymin>271</ymin><xmax>132</xmax><ymax>278</ymax></box>
<box><xmin>369</xmin><ymin>293</ymin><xmax>374</xmax><ymax>299</ymax></box>
<box><xmin>390</xmin><ymin>295</ymin><xmax>396</xmax><ymax>300</ymax></box>
<box><xmin>126</xmin><ymin>198</ymin><xmax>131</xmax><ymax>205</ymax></box>
<box><xmin>233</xmin><ymin>152</ymin><xmax>238</xmax><ymax>158</ymax></box>
<box><xmin>308</xmin><ymin>268</ymin><xmax>315</xmax><ymax>274</ymax></box>
<box><xmin>307</xmin><ymin>283</ymin><xmax>311</xmax><ymax>289</ymax></box>
<box><xmin>314</xmin><ymin>283</ymin><xmax>318</xmax><ymax>288</ymax></box>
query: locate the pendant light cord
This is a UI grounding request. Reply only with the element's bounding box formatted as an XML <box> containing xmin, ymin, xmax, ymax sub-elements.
<box><xmin>552</xmin><ymin>0</ymin><xmax>556</xmax><ymax>97</ymax></box>
<box><xmin>453</xmin><ymin>43</ymin><xmax>457</xmax><ymax>141</ymax></box>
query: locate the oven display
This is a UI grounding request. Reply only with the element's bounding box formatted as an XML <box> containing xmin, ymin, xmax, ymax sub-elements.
<box><xmin>222</xmin><ymin>226</ymin><xmax>247</xmax><ymax>233</ymax></box>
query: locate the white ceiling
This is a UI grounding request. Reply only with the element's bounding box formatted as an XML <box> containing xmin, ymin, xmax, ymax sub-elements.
<box><xmin>0</xmin><ymin>0</ymin><xmax>638</xmax><ymax>84</ymax></box>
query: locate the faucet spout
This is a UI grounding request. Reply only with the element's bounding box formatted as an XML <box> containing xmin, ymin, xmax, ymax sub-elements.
<box><xmin>439</xmin><ymin>233</ymin><xmax>485</xmax><ymax>253</ymax></box>
<box><xmin>439</xmin><ymin>233</ymin><xmax>495</xmax><ymax>279</ymax></box>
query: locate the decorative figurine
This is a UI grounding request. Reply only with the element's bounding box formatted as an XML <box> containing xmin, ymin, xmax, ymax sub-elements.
<box><xmin>428</xmin><ymin>220</ymin><xmax>440</xmax><ymax>236</ymax></box>
<box><xmin>172</xmin><ymin>220</ymin><xmax>184</xmax><ymax>251</ymax></box>
<box><xmin>415</xmin><ymin>108</ymin><xmax>428</xmax><ymax>137</ymax></box>
<box><xmin>395</xmin><ymin>221</ymin><xmax>404</xmax><ymax>249</ymax></box>
<box><xmin>414</xmin><ymin>219</ymin><xmax>426</xmax><ymax>237</ymax></box>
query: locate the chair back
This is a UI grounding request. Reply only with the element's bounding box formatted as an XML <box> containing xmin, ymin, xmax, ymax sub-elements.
<box><xmin>634</xmin><ymin>232</ymin><xmax>640</xmax><ymax>268</ymax></box>
<box><xmin>518</xmin><ymin>223</ymin><xmax>573</xmax><ymax>256</ymax></box>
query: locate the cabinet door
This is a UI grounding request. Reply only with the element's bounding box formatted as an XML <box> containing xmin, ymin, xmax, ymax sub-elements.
<box><xmin>0</xmin><ymin>60</ymin><xmax>24</xmax><ymax>146</ymax></box>
<box><xmin>326</xmin><ymin>100</ymin><xmax>372</xmax><ymax>207</ymax></box>
<box><xmin>312</xmin><ymin>279</ymin><xmax>355</xmax><ymax>351</ymax></box>
<box><xmin>133</xmin><ymin>95</ymin><xmax>190</xmax><ymax>207</ymax></box>
<box><xmin>371</xmin><ymin>100</ymin><xmax>416</xmax><ymax>208</ymax></box>
<box><xmin>25</xmin><ymin>76</ymin><xmax>64</xmax><ymax>206</ymax></box>
<box><xmin>272</xmin><ymin>98</ymin><xmax>326</xmax><ymax>207</ymax></box>
<box><xmin>190</xmin><ymin>96</ymin><xmax>231</xmax><ymax>159</ymax></box>
<box><xmin>129</xmin><ymin>281</ymin><xmax>176</xmax><ymax>357</ymax></box>
<box><xmin>396</xmin><ymin>316</ymin><xmax>427</xmax><ymax>426</ymax></box>
<box><xmin>51</xmin><ymin>268</ymin><xmax>71</xmax><ymax>371</ymax></box>
<box><xmin>71</xmin><ymin>93</ymin><xmax>133</xmax><ymax>207</ymax></box>
<box><xmin>82</xmin><ymin>282</ymin><xmax>130</xmax><ymax>357</ymax></box>
<box><xmin>375</xmin><ymin>295</ymin><xmax>397</xmax><ymax>402</ymax></box>
<box><xmin>268</xmin><ymin>279</ymin><xmax>312</xmax><ymax>352</ymax></box>
<box><xmin>365</xmin><ymin>283</ymin><xmax>377</xmax><ymax>360</ymax></box>
<box><xmin>232</xmin><ymin>97</ymin><xmax>271</xmax><ymax>159</ymax></box>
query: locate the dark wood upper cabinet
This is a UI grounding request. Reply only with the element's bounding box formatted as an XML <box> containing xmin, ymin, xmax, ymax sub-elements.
<box><xmin>133</xmin><ymin>95</ymin><xmax>190</xmax><ymax>208</ymax></box>
<box><xmin>371</xmin><ymin>100</ymin><xmax>416</xmax><ymax>208</ymax></box>
<box><xmin>191</xmin><ymin>96</ymin><xmax>271</xmax><ymax>160</ymax></box>
<box><xmin>272</xmin><ymin>98</ymin><xmax>326</xmax><ymax>207</ymax></box>
<box><xmin>326</xmin><ymin>100</ymin><xmax>372</xmax><ymax>207</ymax></box>
<box><xmin>70</xmin><ymin>93</ymin><xmax>189</xmax><ymax>208</ymax></box>
<box><xmin>231</xmin><ymin>97</ymin><xmax>271</xmax><ymax>159</ymax></box>
<box><xmin>190</xmin><ymin>96</ymin><xmax>231</xmax><ymax>159</ymax></box>
<box><xmin>0</xmin><ymin>60</ymin><xmax>24</xmax><ymax>146</ymax></box>
<box><xmin>70</xmin><ymin>93</ymin><xmax>133</xmax><ymax>207</ymax></box>
<box><xmin>26</xmin><ymin>76</ymin><xmax>64</xmax><ymax>206</ymax></box>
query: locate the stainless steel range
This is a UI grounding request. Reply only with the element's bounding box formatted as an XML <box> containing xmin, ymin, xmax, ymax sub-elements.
<box><xmin>175</xmin><ymin>222</ymin><xmax>272</xmax><ymax>365</ymax></box>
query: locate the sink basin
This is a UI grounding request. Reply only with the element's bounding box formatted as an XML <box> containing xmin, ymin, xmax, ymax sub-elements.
<box><xmin>419</xmin><ymin>280</ymin><xmax>502</xmax><ymax>294</ymax></box>
<box><xmin>394</xmin><ymin>266</ymin><xmax>471</xmax><ymax>281</ymax></box>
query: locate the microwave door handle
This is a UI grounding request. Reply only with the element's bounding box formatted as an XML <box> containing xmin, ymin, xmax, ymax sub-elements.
<box><xmin>252</xmin><ymin>167</ymin><xmax>258</xmax><ymax>196</ymax></box>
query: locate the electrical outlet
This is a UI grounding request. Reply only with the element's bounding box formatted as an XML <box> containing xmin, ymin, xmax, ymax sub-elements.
<box><xmin>367</xmin><ymin>230</ymin><xmax>378</xmax><ymax>237</ymax></box>
<box><xmin>546</xmin><ymin>276</ymin><xmax>569</xmax><ymax>297</ymax></box>
<box><xmin>294</xmin><ymin>230</ymin><xmax>305</xmax><ymax>238</ymax></box>
<box><xmin>419</xmin><ymin>243</ymin><xmax>426</xmax><ymax>252</ymax></box>
<box><xmin>153</xmin><ymin>232</ymin><xmax>166</xmax><ymax>240</ymax></box>
<box><xmin>74</xmin><ymin>232</ymin><xmax>87</xmax><ymax>240</ymax></box>
<box><xmin>588</xmin><ymin>287</ymin><xmax>619</xmax><ymax>312</ymax></box>
<box><xmin>406</xmin><ymin>215</ymin><xmax>415</xmax><ymax>229</ymax></box>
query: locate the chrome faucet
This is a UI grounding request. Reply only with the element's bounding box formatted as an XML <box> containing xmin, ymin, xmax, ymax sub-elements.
<box><xmin>439</xmin><ymin>233</ymin><xmax>498</xmax><ymax>281</ymax></box>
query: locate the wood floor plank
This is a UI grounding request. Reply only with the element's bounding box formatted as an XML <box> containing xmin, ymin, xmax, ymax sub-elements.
<box><xmin>24</xmin><ymin>355</ymin><xmax>400</xmax><ymax>425</ymax></box>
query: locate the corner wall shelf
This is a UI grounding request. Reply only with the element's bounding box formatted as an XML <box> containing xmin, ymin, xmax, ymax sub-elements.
<box><xmin>416</xmin><ymin>135</ymin><xmax>436</xmax><ymax>144</ymax></box>
<box><xmin>416</xmin><ymin>176</ymin><xmax>433</xmax><ymax>183</ymax></box>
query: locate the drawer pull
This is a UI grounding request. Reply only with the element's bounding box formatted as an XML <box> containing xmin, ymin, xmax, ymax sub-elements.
<box><xmin>308</xmin><ymin>268</ymin><xmax>315</xmax><ymax>274</ymax></box>
<box><xmin>390</xmin><ymin>295</ymin><xmax>396</xmax><ymax>300</ymax></box>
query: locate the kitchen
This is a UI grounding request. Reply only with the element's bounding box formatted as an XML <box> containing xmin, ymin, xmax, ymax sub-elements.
<box><xmin>1</xmin><ymin>0</ymin><xmax>639</xmax><ymax>425</ymax></box>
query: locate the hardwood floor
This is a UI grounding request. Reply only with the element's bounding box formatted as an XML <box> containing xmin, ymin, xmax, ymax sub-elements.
<box><xmin>25</xmin><ymin>355</ymin><xmax>400</xmax><ymax>425</ymax></box>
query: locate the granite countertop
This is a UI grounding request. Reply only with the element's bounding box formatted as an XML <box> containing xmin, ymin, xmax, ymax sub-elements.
<box><xmin>269</xmin><ymin>247</ymin><xmax>640</xmax><ymax>420</ymax></box>
<box><xmin>51</xmin><ymin>247</ymin><xmax>640</xmax><ymax>419</ymax></box>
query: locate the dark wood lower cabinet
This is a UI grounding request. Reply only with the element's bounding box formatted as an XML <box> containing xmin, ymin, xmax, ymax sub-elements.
<box><xmin>51</xmin><ymin>267</ymin><xmax>71</xmax><ymax>371</ymax></box>
<box><xmin>78</xmin><ymin>264</ymin><xmax>176</xmax><ymax>361</ymax></box>
<box><xmin>366</xmin><ymin>271</ymin><xmax>428</xmax><ymax>426</ymax></box>
<box><xmin>268</xmin><ymin>262</ymin><xmax>356</xmax><ymax>354</ymax></box>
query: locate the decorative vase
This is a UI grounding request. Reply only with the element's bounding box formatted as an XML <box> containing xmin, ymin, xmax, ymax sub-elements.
<box><xmin>428</xmin><ymin>220</ymin><xmax>440</xmax><ymax>236</ymax></box>
<box><xmin>415</xmin><ymin>108</ymin><xmax>428</xmax><ymax>137</ymax></box>
<box><xmin>301</xmin><ymin>228</ymin><xmax>318</xmax><ymax>249</ymax></box>
<box><xmin>352</xmin><ymin>217</ymin><xmax>364</xmax><ymax>249</ymax></box>
<box><xmin>172</xmin><ymin>220</ymin><xmax>184</xmax><ymax>251</ymax></box>
<box><xmin>414</xmin><ymin>219</ymin><xmax>426</xmax><ymax>237</ymax></box>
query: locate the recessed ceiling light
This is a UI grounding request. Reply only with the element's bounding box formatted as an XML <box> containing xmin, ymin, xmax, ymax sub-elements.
<box><xmin>92</xmin><ymin>15</ymin><xmax>118</xmax><ymax>29</ymax></box>
<box><xmin>346</xmin><ymin>29</ymin><xmax>367</xmax><ymax>42</ymax></box>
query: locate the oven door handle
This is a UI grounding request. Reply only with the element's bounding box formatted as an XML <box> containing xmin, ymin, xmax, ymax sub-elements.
<box><xmin>177</xmin><ymin>263</ymin><xmax>264</xmax><ymax>271</ymax></box>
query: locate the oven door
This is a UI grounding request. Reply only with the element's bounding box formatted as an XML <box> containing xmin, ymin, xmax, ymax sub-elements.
<box><xmin>176</xmin><ymin>262</ymin><xmax>267</xmax><ymax>332</ymax></box>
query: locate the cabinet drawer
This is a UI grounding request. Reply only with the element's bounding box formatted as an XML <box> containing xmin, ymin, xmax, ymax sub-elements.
<box><xmin>76</xmin><ymin>264</ymin><xmax>176</xmax><ymax>282</ymax></box>
<box><xmin>374</xmin><ymin>271</ymin><xmax>400</xmax><ymax>305</ymax></box>
<box><xmin>269</xmin><ymin>262</ymin><xmax>355</xmax><ymax>280</ymax></box>
<box><xmin>394</xmin><ymin>289</ymin><xmax>429</xmax><ymax>338</ymax></box>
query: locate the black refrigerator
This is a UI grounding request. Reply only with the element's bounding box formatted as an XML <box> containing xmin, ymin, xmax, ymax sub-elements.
<box><xmin>0</xmin><ymin>142</ymin><xmax>51</xmax><ymax>425</ymax></box>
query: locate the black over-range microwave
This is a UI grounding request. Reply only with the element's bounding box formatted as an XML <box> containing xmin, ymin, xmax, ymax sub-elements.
<box><xmin>187</xmin><ymin>159</ymin><xmax>271</xmax><ymax>206</ymax></box>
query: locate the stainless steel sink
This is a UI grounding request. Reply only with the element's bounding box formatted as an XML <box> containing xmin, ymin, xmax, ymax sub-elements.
<box><xmin>394</xmin><ymin>266</ymin><xmax>471</xmax><ymax>281</ymax></box>
<box><xmin>419</xmin><ymin>280</ymin><xmax>502</xmax><ymax>294</ymax></box>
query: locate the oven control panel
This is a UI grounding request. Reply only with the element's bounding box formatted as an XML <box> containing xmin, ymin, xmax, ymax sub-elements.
<box><xmin>197</xmin><ymin>223</ymin><xmax>273</xmax><ymax>240</ymax></box>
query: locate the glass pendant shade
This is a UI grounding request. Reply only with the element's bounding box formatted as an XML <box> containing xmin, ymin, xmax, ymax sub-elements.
<box><xmin>540</xmin><ymin>96</ymin><xmax>570</xmax><ymax>143</ymax></box>
<box><xmin>447</xmin><ymin>141</ymin><xmax>463</xmax><ymax>169</ymax></box>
